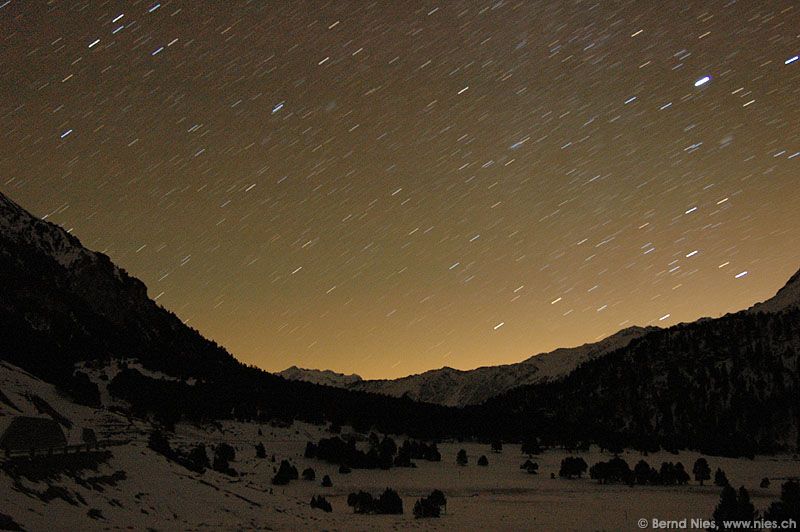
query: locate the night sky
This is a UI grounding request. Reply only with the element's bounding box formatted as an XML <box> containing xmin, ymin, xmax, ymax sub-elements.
<box><xmin>1</xmin><ymin>1</ymin><xmax>799</xmax><ymax>379</ymax></box>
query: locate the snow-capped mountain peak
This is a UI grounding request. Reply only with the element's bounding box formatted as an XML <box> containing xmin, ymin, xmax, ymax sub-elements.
<box><xmin>279</xmin><ymin>326</ymin><xmax>655</xmax><ymax>407</ymax></box>
<box><xmin>277</xmin><ymin>366</ymin><xmax>363</xmax><ymax>387</ymax></box>
<box><xmin>0</xmin><ymin>192</ymin><xmax>88</xmax><ymax>268</ymax></box>
<box><xmin>748</xmin><ymin>267</ymin><xmax>800</xmax><ymax>314</ymax></box>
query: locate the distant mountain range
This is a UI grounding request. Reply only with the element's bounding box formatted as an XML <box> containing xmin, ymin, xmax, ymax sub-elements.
<box><xmin>1</xmin><ymin>190</ymin><xmax>798</xmax><ymax>455</ymax></box>
<box><xmin>281</xmin><ymin>271</ymin><xmax>800</xmax><ymax>408</ymax></box>
<box><xmin>278</xmin><ymin>366</ymin><xmax>364</xmax><ymax>388</ymax></box>
<box><xmin>279</xmin><ymin>326</ymin><xmax>656</xmax><ymax>406</ymax></box>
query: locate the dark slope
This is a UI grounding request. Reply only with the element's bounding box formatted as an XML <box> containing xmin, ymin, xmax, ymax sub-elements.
<box><xmin>0</xmin><ymin>191</ymin><xmax>236</xmax><ymax>383</ymax></box>
<box><xmin>472</xmin><ymin>295</ymin><xmax>800</xmax><ymax>455</ymax></box>
<box><xmin>0</xmin><ymin>192</ymin><xmax>459</xmax><ymax>437</ymax></box>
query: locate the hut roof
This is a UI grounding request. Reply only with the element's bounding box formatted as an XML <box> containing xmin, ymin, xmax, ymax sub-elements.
<box><xmin>0</xmin><ymin>416</ymin><xmax>67</xmax><ymax>451</ymax></box>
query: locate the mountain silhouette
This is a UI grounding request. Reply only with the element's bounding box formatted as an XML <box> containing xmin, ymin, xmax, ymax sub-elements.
<box><xmin>282</xmin><ymin>326</ymin><xmax>654</xmax><ymax>406</ymax></box>
<box><xmin>0</xmin><ymin>191</ymin><xmax>457</xmax><ymax>437</ymax></box>
<box><xmin>469</xmin><ymin>271</ymin><xmax>800</xmax><ymax>456</ymax></box>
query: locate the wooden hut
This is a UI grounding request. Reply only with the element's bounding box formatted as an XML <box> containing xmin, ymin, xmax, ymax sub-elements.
<box><xmin>0</xmin><ymin>416</ymin><xmax>67</xmax><ymax>454</ymax></box>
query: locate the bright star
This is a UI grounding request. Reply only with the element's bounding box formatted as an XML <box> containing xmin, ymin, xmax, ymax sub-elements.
<box><xmin>694</xmin><ymin>76</ymin><xmax>711</xmax><ymax>87</ymax></box>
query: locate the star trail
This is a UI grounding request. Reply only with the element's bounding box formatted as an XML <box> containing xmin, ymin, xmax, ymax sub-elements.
<box><xmin>1</xmin><ymin>1</ymin><xmax>798</xmax><ymax>378</ymax></box>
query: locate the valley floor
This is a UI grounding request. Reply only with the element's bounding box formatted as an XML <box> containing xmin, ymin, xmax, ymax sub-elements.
<box><xmin>1</xmin><ymin>362</ymin><xmax>798</xmax><ymax>531</ymax></box>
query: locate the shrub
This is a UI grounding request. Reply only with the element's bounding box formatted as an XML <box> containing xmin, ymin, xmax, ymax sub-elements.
<box><xmin>692</xmin><ymin>458</ymin><xmax>711</xmax><ymax>485</ymax></box>
<box><xmin>674</xmin><ymin>462</ymin><xmax>691</xmax><ymax>485</ymax></box>
<box><xmin>347</xmin><ymin>491</ymin><xmax>374</xmax><ymax>514</ymax></box>
<box><xmin>456</xmin><ymin>449</ymin><xmax>468</xmax><ymax>466</ymax></box>
<box><xmin>306</xmin><ymin>436</ymin><xmax>381</xmax><ymax>469</ymax></box>
<box><xmin>272</xmin><ymin>460</ymin><xmax>299</xmax><ymax>485</ymax></box>
<box><xmin>310</xmin><ymin>495</ymin><xmax>332</xmax><ymax>513</ymax></box>
<box><xmin>377</xmin><ymin>436</ymin><xmax>398</xmax><ymax>469</ymax></box>
<box><xmin>394</xmin><ymin>446</ymin><xmax>413</xmax><ymax>468</ymax></box>
<box><xmin>255</xmin><ymin>442</ymin><xmax>266</xmax><ymax>459</ymax></box>
<box><xmin>376</xmin><ymin>488</ymin><xmax>403</xmax><ymax>514</ymax></box>
<box><xmin>413</xmin><ymin>441</ymin><xmax>442</xmax><ymax>462</ymax></box>
<box><xmin>428</xmin><ymin>489</ymin><xmax>446</xmax><ymax>512</ymax></box>
<box><xmin>304</xmin><ymin>441</ymin><xmax>317</xmax><ymax>458</ymax></box>
<box><xmin>477</xmin><ymin>455</ymin><xmax>489</xmax><ymax>466</ymax></box>
<box><xmin>764</xmin><ymin>480</ymin><xmax>800</xmax><ymax>522</ymax></box>
<box><xmin>413</xmin><ymin>490</ymin><xmax>447</xmax><ymax>519</ymax></box>
<box><xmin>414</xmin><ymin>489</ymin><xmax>447</xmax><ymax>518</ymax></box>
<box><xmin>302</xmin><ymin>467</ymin><xmax>316</xmax><ymax>481</ymax></box>
<box><xmin>521</xmin><ymin>438</ymin><xmax>541</xmax><ymax>456</ymax></box>
<box><xmin>148</xmin><ymin>430</ymin><xmax>171</xmax><ymax>457</ymax></box>
<box><xmin>186</xmin><ymin>444</ymin><xmax>209</xmax><ymax>473</ymax></box>
<box><xmin>305</xmin><ymin>435</ymin><xmax>441</xmax><ymax>470</ymax></box>
<box><xmin>395</xmin><ymin>440</ymin><xmax>441</xmax><ymax>465</ymax></box>
<box><xmin>634</xmin><ymin>460</ymin><xmax>653</xmax><ymax>485</ymax></box>
<box><xmin>713</xmin><ymin>486</ymin><xmax>756</xmax><ymax>524</ymax></box>
<box><xmin>213</xmin><ymin>443</ymin><xmax>237</xmax><ymax>476</ymax></box>
<box><xmin>346</xmin><ymin>488</ymin><xmax>403</xmax><ymax>514</ymax></box>
<box><xmin>589</xmin><ymin>457</ymin><xmax>631</xmax><ymax>485</ymax></box>
<box><xmin>321</xmin><ymin>474</ymin><xmax>333</xmax><ymax>487</ymax></box>
<box><xmin>559</xmin><ymin>457</ymin><xmax>588</xmax><ymax>479</ymax></box>
<box><xmin>413</xmin><ymin>497</ymin><xmax>440</xmax><ymax>518</ymax></box>
<box><xmin>629</xmin><ymin>460</ymin><xmax>690</xmax><ymax>486</ymax></box>
<box><xmin>62</xmin><ymin>371</ymin><xmax>101</xmax><ymax>408</ymax></box>
<box><xmin>521</xmin><ymin>460</ymin><xmax>539</xmax><ymax>474</ymax></box>
<box><xmin>81</xmin><ymin>428</ymin><xmax>97</xmax><ymax>447</ymax></box>
<box><xmin>215</xmin><ymin>443</ymin><xmax>235</xmax><ymax>462</ymax></box>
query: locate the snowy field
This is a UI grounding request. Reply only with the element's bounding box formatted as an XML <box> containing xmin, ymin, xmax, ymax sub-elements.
<box><xmin>1</xmin><ymin>361</ymin><xmax>797</xmax><ymax>531</ymax></box>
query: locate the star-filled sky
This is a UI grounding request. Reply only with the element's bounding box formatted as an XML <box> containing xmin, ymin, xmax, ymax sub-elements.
<box><xmin>1</xmin><ymin>1</ymin><xmax>799</xmax><ymax>379</ymax></box>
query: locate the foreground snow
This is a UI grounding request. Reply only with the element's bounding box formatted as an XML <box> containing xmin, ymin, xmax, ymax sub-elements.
<box><xmin>1</xmin><ymin>361</ymin><xmax>797</xmax><ymax>531</ymax></box>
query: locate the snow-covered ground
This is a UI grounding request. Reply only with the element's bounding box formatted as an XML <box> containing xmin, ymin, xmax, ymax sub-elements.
<box><xmin>1</xmin><ymin>361</ymin><xmax>797</xmax><ymax>531</ymax></box>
